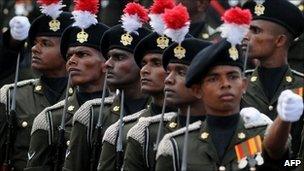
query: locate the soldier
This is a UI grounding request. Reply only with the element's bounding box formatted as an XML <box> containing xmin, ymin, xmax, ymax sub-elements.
<box><xmin>0</xmin><ymin>1</ymin><xmax>73</xmax><ymax>170</ymax></box>
<box><xmin>242</xmin><ymin>0</ymin><xmax>304</xmax><ymax>157</ymax></box>
<box><xmin>25</xmin><ymin>0</ymin><xmax>110</xmax><ymax>170</ymax></box>
<box><xmin>124</xmin><ymin>38</ymin><xmax>211</xmax><ymax>171</ymax></box>
<box><xmin>288</xmin><ymin>32</ymin><xmax>304</xmax><ymax>73</ymax></box>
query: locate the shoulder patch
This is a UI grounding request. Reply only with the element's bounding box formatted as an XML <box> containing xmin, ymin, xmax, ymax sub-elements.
<box><xmin>155</xmin><ymin>120</ymin><xmax>202</xmax><ymax>159</ymax></box>
<box><xmin>291</xmin><ymin>69</ymin><xmax>304</xmax><ymax>78</ymax></box>
<box><xmin>73</xmin><ymin>96</ymin><xmax>115</xmax><ymax>126</ymax></box>
<box><xmin>31</xmin><ymin>100</ymin><xmax>65</xmax><ymax>135</ymax></box>
<box><xmin>240</xmin><ymin>107</ymin><xmax>273</xmax><ymax>129</ymax></box>
<box><xmin>0</xmin><ymin>79</ymin><xmax>38</xmax><ymax>104</ymax></box>
<box><xmin>102</xmin><ymin>109</ymin><xmax>147</xmax><ymax>145</ymax></box>
<box><xmin>126</xmin><ymin>112</ymin><xmax>177</xmax><ymax>146</ymax></box>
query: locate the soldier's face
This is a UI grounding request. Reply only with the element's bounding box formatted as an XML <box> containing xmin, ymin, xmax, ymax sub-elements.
<box><xmin>140</xmin><ymin>53</ymin><xmax>166</xmax><ymax>95</ymax></box>
<box><xmin>66</xmin><ymin>46</ymin><xmax>105</xmax><ymax>87</ymax></box>
<box><xmin>165</xmin><ymin>63</ymin><xmax>199</xmax><ymax>106</ymax></box>
<box><xmin>200</xmin><ymin>65</ymin><xmax>247</xmax><ymax>115</ymax></box>
<box><xmin>31</xmin><ymin>36</ymin><xmax>66</xmax><ymax>72</ymax></box>
<box><xmin>243</xmin><ymin>20</ymin><xmax>281</xmax><ymax>61</ymax></box>
<box><xmin>105</xmin><ymin>49</ymin><xmax>140</xmax><ymax>89</ymax></box>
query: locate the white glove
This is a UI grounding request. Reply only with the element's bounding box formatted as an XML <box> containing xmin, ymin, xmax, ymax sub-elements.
<box><xmin>240</xmin><ymin>107</ymin><xmax>273</xmax><ymax>128</ymax></box>
<box><xmin>277</xmin><ymin>89</ymin><xmax>304</xmax><ymax>122</ymax></box>
<box><xmin>9</xmin><ymin>16</ymin><xmax>30</xmax><ymax>41</ymax></box>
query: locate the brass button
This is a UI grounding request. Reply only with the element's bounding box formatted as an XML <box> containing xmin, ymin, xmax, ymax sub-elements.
<box><xmin>202</xmin><ymin>33</ymin><xmax>209</xmax><ymax>39</ymax></box>
<box><xmin>3</xmin><ymin>8</ymin><xmax>9</xmax><ymax>15</ymax></box>
<box><xmin>238</xmin><ymin>132</ymin><xmax>246</xmax><ymax>139</ymax></box>
<box><xmin>113</xmin><ymin>106</ymin><xmax>120</xmax><ymax>112</ymax></box>
<box><xmin>169</xmin><ymin>122</ymin><xmax>177</xmax><ymax>129</ymax></box>
<box><xmin>286</xmin><ymin>76</ymin><xmax>292</xmax><ymax>83</ymax></box>
<box><xmin>250</xmin><ymin>76</ymin><xmax>257</xmax><ymax>82</ymax></box>
<box><xmin>268</xmin><ymin>105</ymin><xmax>273</xmax><ymax>111</ymax></box>
<box><xmin>200</xmin><ymin>132</ymin><xmax>209</xmax><ymax>139</ymax></box>
<box><xmin>66</xmin><ymin>140</ymin><xmax>70</xmax><ymax>146</ymax></box>
<box><xmin>219</xmin><ymin>165</ymin><xmax>226</xmax><ymax>171</ymax></box>
<box><xmin>35</xmin><ymin>85</ymin><xmax>42</xmax><ymax>91</ymax></box>
<box><xmin>68</xmin><ymin>88</ymin><xmax>73</xmax><ymax>95</ymax></box>
<box><xmin>24</xmin><ymin>42</ymin><xmax>28</xmax><ymax>48</ymax></box>
<box><xmin>22</xmin><ymin>121</ymin><xmax>28</xmax><ymax>128</ymax></box>
<box><xmin>68</xmin><ymin>106</ymin><xmax>74</xmax><ymax>112</ymax></box>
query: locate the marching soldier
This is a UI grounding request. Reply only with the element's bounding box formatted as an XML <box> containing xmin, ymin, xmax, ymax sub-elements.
<box><xmin>0</xmin><ymin>1</ymin><xmax>73</xmax><ymax>170</ymax></box>
<box><xmin>124</xmin><ymin>37</ymin><xmax>211</xmax><ymax>171</ymax></box>
<box><xmin>97</xmin><ymin>3</ymin><xmax>154</xmax><ymax>170</ymax></box>
<box><xmin>25</xmin><ymin>0</ymin><xmax>109</xmax><ymax>170</ymax></box>
<box><xmin>241</xmin><ymin>0</ymin><xmax>304</xmax><ymax>157</ymax></box>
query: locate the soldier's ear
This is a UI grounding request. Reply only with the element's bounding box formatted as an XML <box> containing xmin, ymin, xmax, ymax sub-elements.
<box><xmin>190</xmin><ymin>83</ymin><xmax>203</xmax><ymax>99</ymax></box>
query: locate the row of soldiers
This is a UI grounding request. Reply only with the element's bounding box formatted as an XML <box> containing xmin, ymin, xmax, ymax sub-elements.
<box><xmin>0</xmin><ymin>0</ymin><xmax>304</xmax><ymax>171</ymax></box>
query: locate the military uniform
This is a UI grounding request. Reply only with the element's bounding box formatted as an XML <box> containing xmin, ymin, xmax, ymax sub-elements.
<box><xmin>155</xmin><ymin>116</ymin><xmax>269</xmax><ymax>171</ymax></box>
<box><xmin>288</xmin><ymin>33</ymin><xmax>304</xmax><ymax>73</ymax></box>
<box><xmin>242</xmin><ymin>63</ymin><xmax>304</xmax><ymax>157</ymax></box>
<box><xmin>189</xmin><ymin>21</ymin><xmax>220</xmax><ymax>42</ymax></box>
<box><xmin>0</xmin><ymin>79</ymin><xmax>69</xmax><ymax>170</ymax></box>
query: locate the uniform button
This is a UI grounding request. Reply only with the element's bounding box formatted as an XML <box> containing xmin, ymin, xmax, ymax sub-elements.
<box><xmin>169</xmin><ymin>122</ymin><xmax>177</xmax><ymax>129</ymax></box>
<box><xmin>35</xmin><ymin>85</ymin><xmax>42</xmax><ymax>91</ymax></box>
<box><xmin>250</xmin><ymin>76</ymin><xmax>257</xmax><ymax>82</ymax></box>
<box><xmin>68</xmin><ymin>88</ymin><xmax>74</xmax><ymax>95</ymax></box>
<box><xmin>3</xmin><ymin>8</ymin><xmax>9</xmax><ymax>15</ymax></box>
<box><xmin>202</xmin><ymin>33</ymin><xmax>209</xmax><ymax>39</ymax></box>
<box><xmin>22</xmin><ymin>121</ymin><xmax>28</xmax><ymax>128</ymax></box>
<box><xmin>238</xmin><ymin>132</ymin><xmax>246</xmax><ymax>139</ymax></box>
<box><xmin>66</xmin><ymin>140</ymin><xmax>70</xmax><ymax>146</ymax></box>
<box><xmin>268</xmin><ymin>105</ymin><xmax>273</xmax><ymax>111</ymax></box>
<box><xmin>285</xmin><ymin>76</ymin><xmax>292</xmax><ymax>83</ymax></box>
<box><xmin>200</xmin><ymin>132</ymin><xmax>209</xmax><ymax>139</ymax></box>
<box><xmin>24</xmin><ymin>42</ymin><xmax>28</xmax><ymax>48</ymax></box>
<box><xmin>113</xmin><ymin>106</ymin><xmax>120</xmax><ymax>112</ymax></box>
<box><xmin>219</xmin><ymin>165</ymin><xmax>226</xmax><ymax>171</ymax></box>
<box><xmin>68</xmin><ymin>106</ymin><xmax>74</xmax><ymax>112</ymax></box>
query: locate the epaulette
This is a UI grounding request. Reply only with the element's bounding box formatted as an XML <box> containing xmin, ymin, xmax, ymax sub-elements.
<box><xmin>244</xmin><ymin>69</ymin><xmax>254</xmax><ymax>75</ymax></box>
<box><xmin>240</xmin><ymin>107</ymin><xmax>273</xmax><ymax>129</ymax></box>
<box><xmin>31</xmin><ymin>100</ymin><xmax>65</xmax><ymax>135</ymax></box>
<box><xmin>102</xmin><ymin>108</ymin><xmax>147</xmax><ymax>145</ymax></box>
<box><xmin>126</xmin><ymin>112</ymin><xmax>177</xmax><ymax>146</ymax></box>
<box><xmin>0</xmin><ymin>79</ymin><xmax>38</xmax><ymax>104</ymax></box>
<box><xmin>291</xmin><ymin>69</ymin><xmax>304</xmax><ymax>77</ymax></box>
<box><xmin>156</xmin><ymin>120</ymin><xmax>202</xmax><ymax>159</ymax></box>
<box><xmin>72</xmin><ymin>96</ymin><xmax>115</xmax><ymax>127</ymax></box>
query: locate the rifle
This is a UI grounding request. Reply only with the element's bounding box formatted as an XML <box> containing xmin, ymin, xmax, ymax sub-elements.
<box><xmin>181</xmin><ymin>105</ymin><xmax>191</xmax><ymax>171</ymax></box>
<box><xmin>115</xmin><ymin>90</ymin><xmax>124</xmax><ymax>171</ymax></box>
<box><xmin>0</xmin><ymin>53</ymin><xmax>20</xmax><ymax>171</ymax></box>
<box><xmin>54</xmin><ymin>73</ymin><xmax>71</xmax><ymax>171</ymax></box>
<box><xmin>154</xmin><ymin>92</ymin><xmax>167</xmax><ymax>151</ymax></box>
<box><xmin>90</xmin><ymin>70</ymin><xmax>108</xmax><ymax>171</ymax></box>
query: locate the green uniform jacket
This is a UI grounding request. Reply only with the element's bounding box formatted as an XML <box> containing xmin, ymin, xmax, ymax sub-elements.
<box><xmin>242</xmin><ymin>67</ymin><xmax>304</xmax><ymax>156</ymax></box>
<box><xmin>155</xmin><ymin>118</ymin><xmax>267</xmax><ymax>171</ymax></box>
<box><xmin>0</xmin><ymin>79</ymin><xmax>68</xmax><ymax>171</ymax></box>
<box><xmin>123</xmin><ymin>112</ymin><xmax>179</xmax><ymax>171</ymax></box>
<box><xmin>97</xmin><ymin>104</ymin><xmax>156</xmax><ymax>171</ymax></box>
<box><xmin>25</xmin><ymin>91</ymin><xmax>78</xmax><ymax>171</ymax></box>
<box><xmin>62</xmin><ymin>96</ymin><xmax>114</xmax><ymax>171</ymax></box>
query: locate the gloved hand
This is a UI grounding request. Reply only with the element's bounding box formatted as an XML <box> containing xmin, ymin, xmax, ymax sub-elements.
<box><xmin>240</xmin><ymin>107</ymin><xmax>273</xmax><ymax>128</ymax></box>
<box><xmin>9</xmin><ymin>16</ymin><xmax>30</xmax><ymax>41</ymax></box>
<box><xmin>277</xmin><ymin>89</ymin><xmax>304</xmax><ymax>122</ymax></box>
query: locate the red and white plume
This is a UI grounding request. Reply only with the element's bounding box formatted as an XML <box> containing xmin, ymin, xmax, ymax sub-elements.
<box><xmin>149</xmin><ymin>0</ymin><xmax>175</xmax><ymax>35</ymax></box>
<box><xmin>37</xmin><ymin>0</ymin><xmax>65</xmax><ymax>19</ymax></box>
<box><xmin>121</xmin><ymin>2</ymin><xmax>149</xmax><ymax>35</ymax></box>
<box><xmin>163</xmin><ymin>4</ymin><xmax>190</xmax><ymax>44</ymax></box>
<box><xmin>219</xmin><ymin>7</ymin><xmax>252</xmax><ymax>47</ymax></box>
<box><xmin>72</xmin><ymin>0</ymin><xmax>99</xmax><ymax>29</ymax></box>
